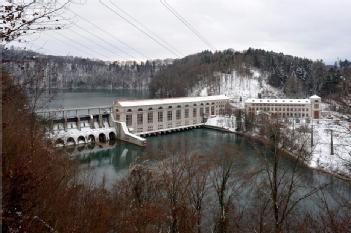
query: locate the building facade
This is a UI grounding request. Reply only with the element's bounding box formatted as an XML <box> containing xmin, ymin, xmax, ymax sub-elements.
<box><xmin>113</xmin><ymin>95</ymin><xmax>229</xmax><ymax>134</ymax></box>
<box><xmin>245</xmin><ymin>95</ymin><xmax>321</xmax><ymax>119</ymax></box>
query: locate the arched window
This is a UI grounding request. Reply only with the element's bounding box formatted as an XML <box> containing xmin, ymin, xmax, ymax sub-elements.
<box><xmin>148</xmin><ymin>107</ymin><xmax>153</xmax><ymax>111</ymax></box>
<box><xmin>168</xmin><ymin>106</ymin><xmax>173</xmax><ymax>109</ymax></box>
<box><xmin>127</xmin><ymin>109</ymin><xmax>132</xmax><ymax>112</ymax></box>
<box><xmin>138</xmin><ymin>108</ymin><xmax>143</xmax><ymax>111</ymax></box>
<box><xmin>158</xmin><ymin>106</ymin><xmax>163</xmax><ymax>110</ymax></box>
<box><xmin>177</xmin><ymin>105</ymin><xmax>181</xmax><ymax>108</ymax></box>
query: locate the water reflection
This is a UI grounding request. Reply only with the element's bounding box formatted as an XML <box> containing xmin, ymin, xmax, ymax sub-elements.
<box><xmin>75</xmin><ymin>141</ymin><xmax>143</xmax><ymax>172</ymax></box>
<box><xmin>68</xmin><ymin>128</ymin><xmax>350</xmax><ymax>210</ymax></box>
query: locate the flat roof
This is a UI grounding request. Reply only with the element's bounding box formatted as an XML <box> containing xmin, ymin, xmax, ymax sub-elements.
<box><xmin>115</xmin><ymin>95</ymin><xmax>229</xmax><ymax>107</ymax></box>
<box><xmin>245</xmin><ymin>98</ymin><xmax>310</xmax><ymax>104</ymax></box>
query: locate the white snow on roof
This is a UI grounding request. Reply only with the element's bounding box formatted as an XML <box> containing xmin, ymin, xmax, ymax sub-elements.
<box><xmin>115</xmin><ymin>95</ymin><xmax>229</xmax><ymax>107</ymax></box>
<box><xmin>310</xmin><ymin>95</ymin><xmax>321</xmax><ymax>99</ymax></box>
<box><xmin>245</xmin><ymin>98</ymin><xmax>310</xmax><ymax>104</ymax></box>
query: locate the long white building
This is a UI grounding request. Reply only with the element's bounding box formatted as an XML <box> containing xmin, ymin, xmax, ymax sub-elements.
<box><xmin>113</xmin><ymin>95</ymin><xmax>229</xmax><ymax>135</ymax></box>
<box><xmin>245</xmin><ymin>95</ymin><xmax>321</xmax><ymax>119</ymax></box>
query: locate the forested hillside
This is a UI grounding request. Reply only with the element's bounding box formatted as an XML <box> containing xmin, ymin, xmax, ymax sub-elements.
<box><xmin>150</xmin><ymin>49</ymin><xmax>351</xmax><ymax>102</ymax></box>
<box><xmin>2</xmin><ymin>47</ymin><xmax>171</xmax><ymax>90</ymax></box>
<box><xmin>3</xmin><ymin>47</ymin><xmax>350</xmax><ymax>105</ymax></box>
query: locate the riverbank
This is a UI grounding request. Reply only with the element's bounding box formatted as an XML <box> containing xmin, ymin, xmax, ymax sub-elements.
<box><xmin>238</xmin><ymin>131</ymin><xmax>351</xmax><ymax>182</ymax></box>
<box><xmin>204</xmin><ymin>116</ymin><xmax>351</xmax><ymax>181</ymax></box>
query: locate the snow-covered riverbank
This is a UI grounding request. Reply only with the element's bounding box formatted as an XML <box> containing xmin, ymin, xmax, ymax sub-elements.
<box><xmin>311</xmin><ymin>119</ymin><xmax>351</xmax><ymax>177</ymax></box>
<box><xmin>205</xmin><ymin>116</ymin><xmax>351</xmax><ymax>178</ymax></box>
<box><xmin>205</xmin><ymin>115</ymin><xmax>236</xmax><ymax>132</ymax></box>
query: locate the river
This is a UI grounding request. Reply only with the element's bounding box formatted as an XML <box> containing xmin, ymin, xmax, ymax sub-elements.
<box><xmin>53</xmin><ymin>89</ymin><xmax>350</xmax><ymax>214</ymax></box>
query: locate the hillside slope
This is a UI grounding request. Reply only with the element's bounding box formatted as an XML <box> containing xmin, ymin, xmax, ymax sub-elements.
<box><xmin>190</xmin><ymin>69</ymin><xmax>281</xmax><ymax>99</ymax></box>
<box><xmin>2</xmin><ymin>47</ymin><xmax>170</xmax><ymax>90</ymax></box>
<box><xmin>3</xmin><ymin>47</ymin><xmax>350</xmax><ymax>105</ymax></box>
<box><xmin>150</xmin><ymin>49</ymin><xmax>350</xmax><ymax>102</ymax></box>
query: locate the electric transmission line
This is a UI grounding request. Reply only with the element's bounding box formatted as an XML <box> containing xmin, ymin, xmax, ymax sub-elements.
<box><xmin>99</xmin><ymin>0</ymin><xmax>181</xmax><ymax>58</ymax></box>
<box><xmin>108</xmin><ymin>0</ymin><xmax>183</xmax><ymax>57</ymax></box>
<box><xmin>67</xmin><ymin>8</ymin><xmax>150</xmax><ymax>60</ymax></box>
<box><xmin>66</xmin><ymin>26</ymin><xmax>121</xmax><ymax>59</ymax></box>
<box><xmin>71</xmin><ymin>21</ymin><xmax>137</xmax><ymax>59</ymax></box>
<box><xmin>54</xmin><ymin>31</ymin><xmax>110</xmax><ymax>59</ymax></box>
<box><xmin>160</xmin><ymin>0</ymin><xmax>216</xmax><ymax>51</ymax></box>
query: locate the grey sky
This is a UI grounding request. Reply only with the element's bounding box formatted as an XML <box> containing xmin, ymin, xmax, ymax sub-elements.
<box><xmin>12</xmin><ymin>0</ymin><xmax>351</xmax><ymax>63</ymax></box>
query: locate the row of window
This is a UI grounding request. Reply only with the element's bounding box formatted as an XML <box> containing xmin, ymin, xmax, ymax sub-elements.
<box><xmin>123</xmin><ymin>106</ymin><xmax>219</xmax><ymax>126</ymax></box>
<box><xmin>277</xmin><ymin>112</ymin><xmax>309</xmax><ymax>117</ymax></box>
<box><xmin>249</xmin><ymin>103</ymin><xmax>320</xmax><ymax>110</ymax></box>
<box><xmin>250</xmin><ymin>111</ymin><xmax>310</xmax><ymax>118</ymax></box>
<box><xmin>249</xmin><ymin>107</ymin><xmax>310</xmax><ymax>112</ymax></box>
<box><xmin>250</xmin><ymin>103</ymin><xmax>309</xmax><ymax>107</ymax></box>
<box><xmin>135</xmin><ymin>120</ymin><xmax>199</xmax><ymax>132</ymax></box>
<box><xmin>118</xmin><ymin>102</ymin><xmax>221</xmax><ymax>113</ymax></box>
<box><xmin>250</xmin><ymin>99</ymin><xmax>309</xmax><ymax>103</ymax></box>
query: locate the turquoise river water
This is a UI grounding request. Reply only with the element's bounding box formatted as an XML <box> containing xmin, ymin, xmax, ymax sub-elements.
<box><xmin>52</xmin><ymin>89</ymin><xmax>350</xmax><ymax>214</ymax></box>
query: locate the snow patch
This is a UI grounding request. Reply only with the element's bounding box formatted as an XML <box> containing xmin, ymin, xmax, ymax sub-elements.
<box><xmin>205</xmin><ymin>116</ymin><xmax>236</xmax><ymax>132</ymax></box>
<box><xmin>310</xmin><ymin>119</ymin><xmax>351</xmax><ymax>177</ymax></box>
<box><xmin>190</xmin><ymin>69</ymin><xmax>281</xmax><ymax>101</ymax></box>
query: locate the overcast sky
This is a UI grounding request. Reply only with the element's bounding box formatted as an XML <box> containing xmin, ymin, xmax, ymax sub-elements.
<box><xmin>11</xmin><ymin>0</ymin><xmax>351</xmax><ymax>63</ymax></box>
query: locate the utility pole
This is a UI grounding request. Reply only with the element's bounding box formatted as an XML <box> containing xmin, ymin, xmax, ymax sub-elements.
<box><xmin>292</xmin><ymin>117</ymin><xmax>295</xmax><ymax>137</ymax></box>
<box><xmin>330</xmin><ymin>129</ymin><xmax>334</xmax><ymax>155</ymax></box>
<box><xmin>311</xmin><ymin>118</ymin><xmax>314</xmax><ymax>147</ymax></box>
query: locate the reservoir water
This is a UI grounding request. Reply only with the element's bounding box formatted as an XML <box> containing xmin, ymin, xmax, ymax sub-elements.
<box><xmin>45</xmin><ymin>88</ymin><xmax>149</xmax><ymax>109</ymax></box>
<box><xmin>53</xmin><ymin>90</ymin><xmax>350</xmax><ymax>213</ymax></box>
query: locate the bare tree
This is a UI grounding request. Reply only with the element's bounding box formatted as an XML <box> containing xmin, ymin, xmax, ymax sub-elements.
<box><xmin>110</xmin><ymin>162</ymin><xmax>166</xmax><ymax>233</ymax></box>
<box><xmin>254</xmin><ymin>116</ymin><xmax>324</xmax><ymax>233</ymax></box>
<box><xmin>157</xmin><ymin>150</ymin><xmax>195</xmax><ymax>233</ymax></box>
<box><xmin>1</xmin><ymin>0</ymin><xmax>73</xmax><ymax>153</ymax></box>
<box><xmin>1</xmin><ymin>0</ymin><xmax>70</xmax><ymax>43</ymax></box>
<box><xmin>186</xmin><ymin>154</ymin><xmax>211</xmax><ymax>233</ymax></box>
<box><xmin>210</xmin><ymin>145</ymin><xmax>243</xmax><ymax>233</ymax></box>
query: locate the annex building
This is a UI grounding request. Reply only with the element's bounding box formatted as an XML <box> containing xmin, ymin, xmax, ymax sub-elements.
<box><xmin>245</xmin><ymin>95</ymin><xmax>321</xmax><ymax>119</ymax></box>
<box><xmin>113</xmin><ymin>95</ymin><xmax>229</xmax><ymax>134</ymax></box>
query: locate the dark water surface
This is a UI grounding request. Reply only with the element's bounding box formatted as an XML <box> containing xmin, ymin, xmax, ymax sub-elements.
<box><xmin>55</xmin><ymin>90</ymin><xmax>350</xmax><ymax>215</ymax></box>
<box><xmin>64</xmin><ymin>129</ymin><xmax>350</xmax><ymax>214</ymax></box>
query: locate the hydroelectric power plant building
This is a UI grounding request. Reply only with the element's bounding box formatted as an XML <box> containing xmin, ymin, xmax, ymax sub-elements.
<box><xmin>244</xmin><ymin>95</ymin><xmax>321</xmax><ymax>119</ymax></box>
<box><xmin>113</xmin><ymin>95</ymin><xmax>229</xmax><ymax>136</ymax></box>
<box><xmin>43</xmin><ymin>95</ymin><xmax>322</xmax><ymax>147</ymax></box>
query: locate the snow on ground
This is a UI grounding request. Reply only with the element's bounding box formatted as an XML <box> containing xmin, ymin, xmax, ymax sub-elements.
<box><xmin>191</xmin><ymin>69</ymin><xmax>282</xmax><ymax>100</ymax></box>
<box><xmin>205</xmin><ymin>115</ymin><xmax>236</xmax><ymax>132</ymax></box>
<box><xmin>206</xmin><ymin>113</ymin><xmax>351</xmax><ymax>177</ymax></box>
<box><xmin>310</xmin><ymin>119</ymin><xmax>351</xmax><ymax>177</ymax></box>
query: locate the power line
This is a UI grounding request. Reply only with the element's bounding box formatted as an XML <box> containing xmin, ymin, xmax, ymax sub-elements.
<box><xmin>160</xmin><ymin>0</ymin><xmax>216</xmax><ymax>51</ymax></box>
<box><xmin>71</xmin><ymin>21</ymin><xmax>137</xmax><ymax>59</ymax></box>
<box><xmin>54</xmin><ymin>31</ymin><xmax>110</xmax><ymax>60</ymax></box>
<box><xmin>68</xmin><ymin>21</ymin><xmax>123</xmax><ymax>58</ymax></box>
<box><xmin>108</xmin><ymin>0</ymin><xmax>183</xmax><ymax>57</ymax></box>
<box><xmin>161</xmin><ymin>0</ymin><xmax>216</xmax><ymax>50</ymax></box>
<box><xmin>66</xmin><ymin>26</ymin><xmax>121</xmax><ymax>59</ymax></box>
<box><xmin>99</xmin><ymin>0</ymin><xmax>181</xmax><ymax>58</ymax></box>
<box><xmin>67</xmin><ymin>8</ymin><xmax>150</xmax><ymax>60</ymax></box>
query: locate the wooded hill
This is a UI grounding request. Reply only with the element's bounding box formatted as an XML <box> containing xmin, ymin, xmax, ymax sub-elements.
<box><xmin>3</xmin><ymin>47</ymin><xmax>351</xmax><ymax>104</ymax></box>
<box><xmin>2</xmin><ymin>46</ymin><xmax>169</xmax><ymax>90</ymax></box>
<box><xmin>150</xmin><ymin>48</ymin><xmax>351</xmax><ymax>100</ymax></box>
